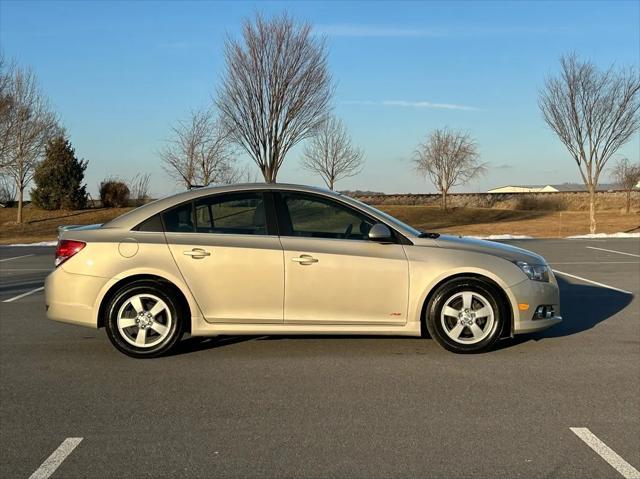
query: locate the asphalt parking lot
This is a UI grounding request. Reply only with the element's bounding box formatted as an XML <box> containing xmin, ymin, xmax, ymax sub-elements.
<box><xmin>1</xmin><ymin>238</ymin><xmax>639</xmax><ymax>478</ymax></box>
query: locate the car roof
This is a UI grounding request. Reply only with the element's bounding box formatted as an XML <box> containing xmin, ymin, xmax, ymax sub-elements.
<box><xmin>104</xmin><ymin>183</ymin><xmax>346</xmax><ymax>230</ymax></box>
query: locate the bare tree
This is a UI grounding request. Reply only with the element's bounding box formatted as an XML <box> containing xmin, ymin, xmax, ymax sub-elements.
<box><xmin>0</xmin><ymin>173</ymin><xmax>16</xmax><ymax>206</ymax></box>
<box><xmin>414</xmin><ymin>128</ymin><xmax>485</xmax><ymax>210</ymax></box>
<box><xmin>216</xmin><ymin>13</ymin><xmax>333</xmax><ymax>183</ymax></box>
<box><xmin>611</xmin><ymin>158</ymin><xmax>640</xmax><ymax>214</ymax></box>
<box><xmin>301</xmin><ymin>116</ymin><xmax>364</xmax><ymax>190</ymax></box>
<box><xmin>3</xmin><ymin>66</ymin><xmax>59</xmax><ymax>223</ymax></box>
<box><xmin>0</xmin><ymin>52</ymin><xmax>16</xmax><ymax>168</ymax></box>
<box><xmin>160</xmin><ymin>108</ymin><xmax>235</xmax><ymax>189</ymax></box>
<box><xmin>129</xmin><ymin>173</ymin><xmax>152</xmax><ymax>206</ymax></box>
<box><xmin>539</xmin><ymin>54</ymin><xmax>640</xmax><ymax>233</ymax></box>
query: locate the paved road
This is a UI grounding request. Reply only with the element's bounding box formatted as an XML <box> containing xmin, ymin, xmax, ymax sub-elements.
<box><xmin>0</xmin><ymin>239</ymin><xmax>638</xmax><ymax>478</ymax></box>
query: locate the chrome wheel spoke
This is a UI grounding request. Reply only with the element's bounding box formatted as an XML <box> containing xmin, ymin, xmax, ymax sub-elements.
<box><xmin>469</xmin><ymin>323</ymin><xmax>484</xmax><ymax>339</ymax></box>
<box><xmin>440</xmin><ymin>290</ymin><xmax>495</xmax><ymax>345</ymax></box>
<box><xmin>150</xmin><ymin>322</ymin><xmax>169</xmax><ymax>336</ymax></box>
<box><xmin>130</xmin><ymin>296</ymin><xmax>144</xmax><ymax>314</ymax></box>
<box><xmin>443</xmin><ymin>306</ymin><xmax>460</xmax><ymax>318</ymax></box>
<box><xmin>119</xmin><ymin>317</ymin><xmax>137</xmax><ymax>329</ymax></box>
<box><xmin>117</xmin><ymin>293</ymin><xmax>174</xmax><ymax>349</ymax></box>
<box><xmin>135</xmin><ymin>327</ymin><xmax>148</xmax><ymax>346</ymax></box>
<box><xmin>448</xmin><ymin>323</ymin><xmax>465</xmax><ymax>339</ymax></box>
<box><xmin>474</xmin><ymin>306</ymin><xmax>492</xmax><ymax>318</ymax></box>
<box><xmin>148</xmin><ymin>301</ymin><xmax>167</xmax><ymax>318</ymax></box>
<box><xmin>462</xmin><ymin>292</ymin><xmax>473</xmax><ymax>310</ymax></box>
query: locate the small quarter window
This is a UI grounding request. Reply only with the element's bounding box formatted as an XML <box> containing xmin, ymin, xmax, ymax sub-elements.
<box><xmin>135</xmin><ymin>214</ymin><xmax>163</xmax><ymax>232</ymax></box>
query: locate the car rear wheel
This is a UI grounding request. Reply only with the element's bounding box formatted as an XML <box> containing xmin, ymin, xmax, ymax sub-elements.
<box><xmin>425</xmin><ymin>277</ymin><xmax>504</xmax><ymax>353</ymax></box>
<box><xmin>104</xmin><ymin>281</ymin><xmax>184</xmax><ymax>358</ymax></box>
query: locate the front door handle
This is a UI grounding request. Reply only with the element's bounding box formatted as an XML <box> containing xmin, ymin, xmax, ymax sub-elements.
<box><xmin>291</xmin><ymin>254</ymin><xmax>318</xmax><ymax>265</ymax></box>
<box><xmin>183</xmin><ymin>248</ymin><xmax>211</xmax><ymax>258</ymax></box>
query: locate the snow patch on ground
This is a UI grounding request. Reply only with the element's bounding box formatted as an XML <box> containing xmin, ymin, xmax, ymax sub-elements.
<box><xmin>566</xmin><ymin>232</ymin><xmax>640</xmax><ymax>239</ymax></box>
<box><xmin>1</xmin><ymin>241</ymin><xmax>57</xmax><ymax>247</ymax></box>
<box><xmin>466</xmin><ymin>234</ymin><xmax>534</xmax><ymax>240</ymax></box>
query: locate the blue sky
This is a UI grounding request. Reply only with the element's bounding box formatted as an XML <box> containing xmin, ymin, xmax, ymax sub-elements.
<box><xmin>1</xmin><ymin>0</ymin><xmax>638</xmax><ymax>196</ymax></box>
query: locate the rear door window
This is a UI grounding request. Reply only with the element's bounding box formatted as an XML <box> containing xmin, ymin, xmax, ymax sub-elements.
<box><xmin>194</xmin><ymin>193</ymin><xmax>267</xmax><ymax>235</ymax></box>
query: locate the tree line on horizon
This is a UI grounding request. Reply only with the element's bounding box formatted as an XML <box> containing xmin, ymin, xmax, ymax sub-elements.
<box><xmin>1</xmin><ymin>12</ymin><xmax>639</xmax><ymax>233</ymax></box>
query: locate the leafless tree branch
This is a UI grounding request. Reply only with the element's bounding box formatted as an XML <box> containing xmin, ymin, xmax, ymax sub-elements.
<box><xmin>301</xmin><ymin>116</ymin><xmax>364</xmax><ymax>190</ymax></box>
<box><xmin>215</xmin><ymin>12</ymin><xmax>333</xmax><ymax>183</ymax></box>
<box><xmin>160</xmin><ymin>108</ymin><xmax>237</xmax><ymax>189</ymax></box>
<box><xmin>1</xmin><ymin>64</ymin><xmax>60</xmax><ymax>222</ymax></box>
<box><xmin>414</xmin><ymin>128</ymin><xmax>486</xmax><ymax>210</ymax></box>
<box><xmin>611</xmin><ymin>157</ymin><xmax>640</xmax><ymax>214</ymax></box>
<box><xmin>539</xmin><ymin>53</ymin><xmax>640</xmax><ymax>232</ymax></box>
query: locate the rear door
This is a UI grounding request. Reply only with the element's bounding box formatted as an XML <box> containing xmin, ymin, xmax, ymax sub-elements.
<box><xmin>164</xmin><ymin>191</ymin><xmax>284</xmax><ymax>323</ymax></box>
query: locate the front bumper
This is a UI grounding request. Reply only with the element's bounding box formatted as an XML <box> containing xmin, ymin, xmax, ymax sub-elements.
<box><xmin>45</xmin><ymin>267</ymin><xmax>109</xmax><ymax>328</ymax></box>
<box><xmin>509</xmin><ymin>274</ymin><xmax>562</xmax><ymax>335</ymax></box>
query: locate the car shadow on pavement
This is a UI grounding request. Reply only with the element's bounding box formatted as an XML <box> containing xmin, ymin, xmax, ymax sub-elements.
<box><xmin>171</xmin><ymin>276</ymin><xmax>633</xmax><ymax>355</ymax></box>
<box><xmin>171</xmin><ymin>335</ymin><xmax>260</xmax><ymax>356</ymax></box>
<box><xmin>497</xmin><ymin>275</ymin><xmax>633</xmax><ymax>349</ymax></box>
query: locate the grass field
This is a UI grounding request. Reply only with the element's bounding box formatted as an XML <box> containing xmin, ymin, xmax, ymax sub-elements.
<box><xmin>1</xmin><ymin>203</ymin><xmax>638</xmax><ymax>244</ymax></box>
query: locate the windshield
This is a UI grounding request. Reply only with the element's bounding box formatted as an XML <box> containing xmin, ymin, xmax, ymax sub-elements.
<box><xmin>346</xmin><ymin>196</ymin><xmax>423</xmax><ymax>237</ymax></box>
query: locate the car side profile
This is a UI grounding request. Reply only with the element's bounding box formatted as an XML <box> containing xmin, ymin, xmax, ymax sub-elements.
<box><xmin>45</xmin><ymin>184</ymin><xmax>561</xmax><ymax>357</ymax></box>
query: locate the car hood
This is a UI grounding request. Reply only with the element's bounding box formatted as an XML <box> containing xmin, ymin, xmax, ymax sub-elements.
<box><xmin>416</xmin><ymin>234</ymin><xmax>547</xmax><ymax>265</ymax></box>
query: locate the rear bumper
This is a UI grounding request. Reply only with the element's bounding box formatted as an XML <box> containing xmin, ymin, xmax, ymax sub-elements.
<box><xmin>45</xmin><ymin>267</ymin><xmax>108</xmax><ymax>328</ymax></box>
<box><xmin>509</xmin><ymin>274</ymin><xmax>562</xmax><ymax>335</ymax></box>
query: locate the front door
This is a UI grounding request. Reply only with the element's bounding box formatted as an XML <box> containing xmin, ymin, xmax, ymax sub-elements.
<box><xmin>164</xmin><ymin>192</ymin><xmax>284</xmax><ymax>323</ymax></box>
<box><xmin>276</xmin><ymin>192</ymin><xmax>409</xmax><ymax>325</ymax></box>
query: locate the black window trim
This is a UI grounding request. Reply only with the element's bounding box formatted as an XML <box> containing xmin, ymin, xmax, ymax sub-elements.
<box><xmin>133</xmin><ymin>190</ymin><xmax>279</xmax><ymax>236</ymax></box>
<box><xmin>273</xmin><ymin>191</ymin><xmax>410</xmax><ymax>244</ymax></box>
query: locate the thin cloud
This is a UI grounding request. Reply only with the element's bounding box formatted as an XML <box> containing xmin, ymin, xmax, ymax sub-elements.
<box><xmin>315</xmin><ymin>24</ymin><xmax>444</xmax><ymax>37</ymax></box>
<box><xmin>343</xmin><ymin>100</ymin><xmax>479</xmax><ymax>111</ymax></box>
<box><xmin>315</xmin><ymin>24</ymin><xmax>572</xmax><ymax>38</ymax></box>
<box><xmin>494</xmin><ymin>164</ymin><xmax>514</xmax><ymax>170</ymax></box>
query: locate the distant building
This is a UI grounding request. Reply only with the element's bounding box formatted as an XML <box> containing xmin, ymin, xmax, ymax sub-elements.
<box><xmin>487</xmin><ymin>185</ymin><xmax>559</xmax><ymax>193</ymax></box>
<box><xmin>487</xmin><ymin>183</ymin><xmax>621</xmax><ymax>193</ymax></box>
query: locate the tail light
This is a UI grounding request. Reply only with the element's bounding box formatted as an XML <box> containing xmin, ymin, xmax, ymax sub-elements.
<box><xmin>55</xmin><ymin>240</ymin><xmax>86</xmax><ymax>267</ymax></box>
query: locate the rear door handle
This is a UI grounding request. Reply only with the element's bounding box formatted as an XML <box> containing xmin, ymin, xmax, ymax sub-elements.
<box><xmin>291</xmin><ymin>254</ymin><xmax>318</xmax><ymax>265</ymax></box>
<box><xmin>183</xmin><ymin>248</ymin><xmax>211</xmax><ymax>258</ymax></box>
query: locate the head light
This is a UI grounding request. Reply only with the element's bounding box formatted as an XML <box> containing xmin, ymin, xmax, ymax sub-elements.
<box><xmin>514</xmin><ymin>261</ymin><xmax>549</xmax><ymax>282</ymax></box>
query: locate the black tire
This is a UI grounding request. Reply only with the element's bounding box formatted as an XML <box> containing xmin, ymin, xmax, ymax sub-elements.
<box><xmin>104</xmin><ymin>280</ymin><xmax>184</xmax><ymax>358</ymax></box>
<box><xmin>425</xmin><ymin>277</ymin><xmax>504</xmax><ymax>353</ymax></box>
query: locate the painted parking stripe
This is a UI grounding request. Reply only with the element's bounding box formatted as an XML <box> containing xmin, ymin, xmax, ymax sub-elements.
<box><xmin>28</xmin><ymin>437</ymin><xmax>83</xmax><ymax>479</ymax></box>
<box><xmin>2</xmin><ymin>286</ymin><xmax>44</xmax><ymax>303</ymax></box>
<box><xmin>0</xmin><ymin>254</ymin><xmax>35</xmax><ymax>263</ymax></box>
<box><xmin>553</xmin><ymin>270</ymin><xmax>633</xmax><ymax>295</ymax></box>
<box><xmin>570</xmin><ymin>428</ymin><xmax>640</xmax><ymax>479</ymax></box>
<box><xmin>550</xmin><ymin>261</ymin><xmax>640</xmax><ymax>265</ymax></box>
<box><xmin>586</xmin><ymin>246</ymin><xmax>640</xmax><ymax>258</ymax></box>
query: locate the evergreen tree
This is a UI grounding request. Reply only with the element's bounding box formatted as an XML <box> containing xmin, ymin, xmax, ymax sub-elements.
<box><xmin>31</xmin><ymin>136</ymin><xmax>88</xmax><ymax>210</ymax></box>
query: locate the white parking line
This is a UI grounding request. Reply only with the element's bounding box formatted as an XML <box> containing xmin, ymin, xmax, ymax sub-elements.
<box><xmin>586</xmin><ymin>246</ymin><xmax>640</xmax><ymax>258</ymax></box>
<box><xmin>0</xmin><ymin>254</ymin><xmax>35</xmax><ymax>263</ymax></box>
<box><xmin>2</xmin><ymin>286</ymin><xmax>44</xmax><ymax>303</ymax></box>
<box><xmin>570</xmin><ymin>428</ymin><xmax>640</xmax><ymax>479</ymax></box>
<box><xmin>28</xmin><ymin>437</ymin><xmax>83</xmax><ymax>479</ymax></box>
<box><xmin>550</xmin><ymin>261</ymin><xmax>640</xmax><ymax>265</ymax></box>
<box><xmin>552</xmin><ymin>270</ymin><xmax>633</xmax><ymax>295</ymax></box>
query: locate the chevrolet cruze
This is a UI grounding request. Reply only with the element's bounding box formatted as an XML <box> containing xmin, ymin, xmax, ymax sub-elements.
<box><xmin>45</xmin><ymin>184</ymin><xmax>561</xmax><ymax>357</ymax></box>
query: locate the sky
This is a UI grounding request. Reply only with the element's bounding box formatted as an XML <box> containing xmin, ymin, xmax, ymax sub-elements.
<box><xmin>1</xmin><ymin>0</ymin><xmax>639</xmax><ymax>196</ymax></box>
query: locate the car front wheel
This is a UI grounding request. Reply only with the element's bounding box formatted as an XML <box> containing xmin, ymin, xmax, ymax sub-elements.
<box><xmin>104</xmin><ymin>281</ymin><xmax>183</xmax><ymax>358</ymax></box>
<box><xmin>426</xmin><ymin>277</ymin><xmax>504</xmax><ymax>353</ymax></box>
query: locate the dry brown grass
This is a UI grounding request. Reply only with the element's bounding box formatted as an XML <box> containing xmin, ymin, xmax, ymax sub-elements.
<box><xmin>0</xmin><ymin>206</ymin><xmax>132</xmax><ymax>244</ymax></box>
<box><xmin>1</xmin><ymin>204</ymin><xmax>638</xmax><ymax>244</ymax></box>
<box><xmin>379</xmin><ymin>205</ymin><xmax>640</xmax><ymax>237</ymax></box>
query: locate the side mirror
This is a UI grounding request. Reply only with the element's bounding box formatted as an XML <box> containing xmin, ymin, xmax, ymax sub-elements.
<box><xmin>368</xmin><ymin>223</ymin><xmax>393</xmax><ymax>242</ymax></box>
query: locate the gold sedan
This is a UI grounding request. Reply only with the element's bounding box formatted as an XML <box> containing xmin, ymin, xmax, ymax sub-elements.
<box><xmin>45</xmin><ymin>184</ymin><xmax>561</xmax><ymax>357</ymax></box>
